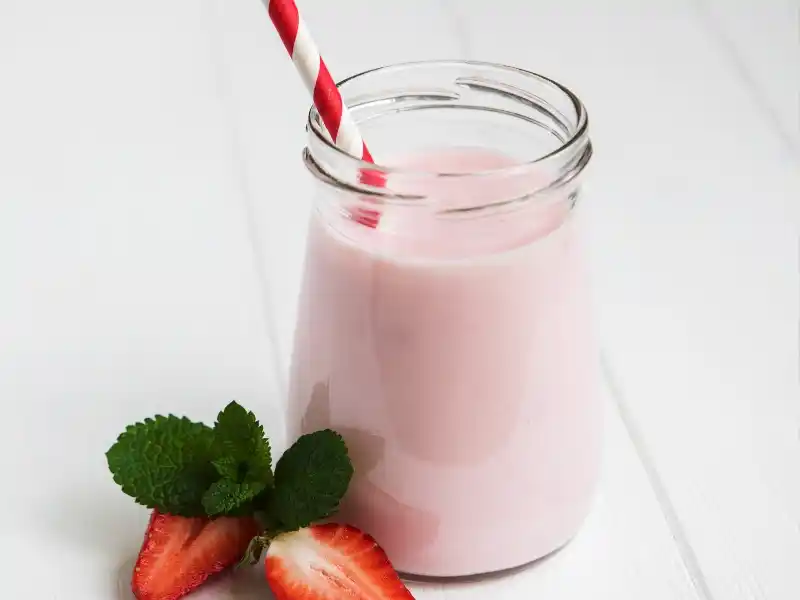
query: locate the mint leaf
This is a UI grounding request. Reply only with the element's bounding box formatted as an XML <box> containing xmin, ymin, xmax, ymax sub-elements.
<box><xmin>106</xmin><ymin>416</ymin><xmax>216</xmax><ymax>516</ymax></box>
<box><xmin>212</xmin><ymin>401</ymin><xmax>272</xmax><ymax>486</ymax></box>
<box><xmin>202</xmin><ymin>479</ymin><xmax>266</xmax><ymax>516</ymax></box>
<box><xmin>211</xmin><ymin>456</ymin><xmax>240</xmax><ymax>480</ymax></box>
<box><xmin>270</xmin><ymin>430</ymin><xmax>353</xmax><ymax>531</ymax></box>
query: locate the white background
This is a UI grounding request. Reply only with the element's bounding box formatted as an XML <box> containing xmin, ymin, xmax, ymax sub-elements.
<box><xmin>0</xmin><ymin>0</ymin><xmax>798</xmax><ymax>598</ymax></box>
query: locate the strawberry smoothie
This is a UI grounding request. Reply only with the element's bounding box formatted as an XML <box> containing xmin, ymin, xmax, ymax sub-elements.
<box><xmin>288</xmin><ymin>145</ymin><xmax>601</xmax><ymax>578</ymax></box>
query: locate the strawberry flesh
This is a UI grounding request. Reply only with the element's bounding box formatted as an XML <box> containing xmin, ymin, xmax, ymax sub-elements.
<box><xmin>132</xmin><ymin>510</ymin><xmax>260</xmax><ymax>600</ymax></box>
<box><xmin>265</xmin><ymin>523</ymin><xmax>415</xmax><ymax>599</ymax></box>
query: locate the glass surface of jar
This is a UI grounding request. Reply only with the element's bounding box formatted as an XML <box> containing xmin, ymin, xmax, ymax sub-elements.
<box><xmin>288</xmin><ymin>61</ymin><xmax>600</xmax><ymax>578</ymax></box>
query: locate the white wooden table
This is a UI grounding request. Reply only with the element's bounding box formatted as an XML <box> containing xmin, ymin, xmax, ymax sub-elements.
<box><xmin>1</xmin><ymin>1</ymin><xmax>797</xmax><ymax>598</ymax></box>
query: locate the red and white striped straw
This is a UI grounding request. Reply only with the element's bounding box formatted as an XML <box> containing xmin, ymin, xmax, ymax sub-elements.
<box><xmin>263</xmin><ymin>0</ymin><xmax>375</xmax><ymax>164</ymax></box>
<box><xmin>263</xmin><ymin>0</ymin><xmax>381</xmax><ymax>227</ymax></box>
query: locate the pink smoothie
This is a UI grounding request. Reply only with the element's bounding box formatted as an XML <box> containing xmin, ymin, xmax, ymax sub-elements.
<box><xmin>288</xmin><ymin>147</ymin><xmax>602</xmax><ymax>577</ymax></box>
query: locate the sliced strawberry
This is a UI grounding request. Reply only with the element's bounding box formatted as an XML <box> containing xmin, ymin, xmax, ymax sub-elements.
<box><xmin>132</xmin><ymin>510</ymin><xmax>260</xmax><ymax>600</ymax></box>
<box><xmin>265</xmin><ymin>523</ymin><xmax>415</xmax><ymax>599</ymax></box>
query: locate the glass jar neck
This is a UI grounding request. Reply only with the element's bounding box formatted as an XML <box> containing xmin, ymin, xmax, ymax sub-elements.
<box><xmin>304</xmin><ymin>61</ymin><xmax>591</xmax><ymax>216</ymax></box>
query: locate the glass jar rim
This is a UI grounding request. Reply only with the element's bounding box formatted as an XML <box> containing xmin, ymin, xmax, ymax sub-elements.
<box><xmin>306</xmin><ymin>59</ymin><xmax>590</xmax><ymax>180</ymax></box>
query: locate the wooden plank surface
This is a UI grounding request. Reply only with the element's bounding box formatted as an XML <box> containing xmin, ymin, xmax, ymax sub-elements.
<box><xmin>0</xmin><ymin>2</ymin><xmax>285</xmax><ymax>597</ymax></box>
<box><xmin>699</xmin><ymin>0</ymin><xmax>799</xmax><ymax>157</ymax></box>
<box><xmin>0</xmin><ymin>0</ymin><xmax>796</xmax><ymax>598</ymax></box>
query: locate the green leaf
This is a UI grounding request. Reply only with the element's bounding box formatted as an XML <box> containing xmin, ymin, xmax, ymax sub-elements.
<box><xmin>211</xmin><ymin>456</ymin><xmax>240</xmax><ymax>480</ymax></box>
<box><xmin>270</xmin><ymin>430</ymin><xmax>354</xmax><ymax>531</ymax></box>
<box><xmin>202</xmin><ymin>479</ymin><xmax>267</xmax><ymax>516</ymax></box>
<box><xmin>106</xmin><ymin>415</ymin><xmax>216</xmax><ymax>516</ymax></box>
<box><xmin>212</xmin><ymin>401</ymin><xmax>272</xmax><ymax>486</ymax></box>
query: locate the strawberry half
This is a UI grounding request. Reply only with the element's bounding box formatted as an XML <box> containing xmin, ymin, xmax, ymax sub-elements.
<box><xmin>132</xmin><ymin>510</ymin><xmax>260</xmax><ymax>600</ymax></box>
<box><xmin>265</xmin><ymin>523</ymin><xmax>415</xmax><ymax>599</ymax></box>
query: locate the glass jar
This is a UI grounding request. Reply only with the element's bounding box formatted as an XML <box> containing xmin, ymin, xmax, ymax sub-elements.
<box><xmin>288</xmin><ymin>61</ymin><xmax>599</xmax><ymax>578</ymax></box>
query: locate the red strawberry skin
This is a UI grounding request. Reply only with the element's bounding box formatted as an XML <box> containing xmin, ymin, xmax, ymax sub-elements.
<box><xmin>265</xmin><ymin>523</ymin><xmax>415</xmax><ymax>599</ymax></box>
<box><xmin>132</xmin><ymin>510</ymin><xmax>260</xmax><ymax>600</ymax></box>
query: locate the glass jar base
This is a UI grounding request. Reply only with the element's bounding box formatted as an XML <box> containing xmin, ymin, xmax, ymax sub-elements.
<box><xmin>397</xmin><ymin>535</ymin><xmax>575</xmax><ymax>584</ymax></box>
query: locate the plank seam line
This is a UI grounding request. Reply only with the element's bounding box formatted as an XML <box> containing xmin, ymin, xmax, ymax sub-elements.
<box><xmin>202</xmin><ymin>0</ymin><xmax>288</xmax><ymax>397</ymax></box>
<box><xmin>692</xmin><ymin>0</ymin><xmax>799</xmax><ymax>160</ymax></box>
<box><xmin>601</xmin><ymin>352</ymin><xmax>715</xmax><ymax>600</ymax></box>
<box><xmin>434</xmin><ymin>0</ymin><xmax>476</xmax><ymax>60</ymax></box>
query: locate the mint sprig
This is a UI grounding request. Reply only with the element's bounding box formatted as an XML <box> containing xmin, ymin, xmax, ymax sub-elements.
<box><xmin>105</xmin><ymin>402</ymin><xmax>353</xmax><ymax>534</ymax></box>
